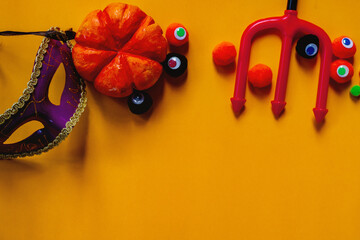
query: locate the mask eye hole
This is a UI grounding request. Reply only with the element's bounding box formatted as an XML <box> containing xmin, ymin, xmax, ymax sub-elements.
<box><xmin>342</xmin><ymin>37</ymin><xmax>354</xmax><ymax>49</ymax></box>
<box><xmin>296</xmin><ymin>34</ymin><xmax>320</xmax><ymax>59</ymax></box>
<box><xmin>48</xmin><ymin>63</ymin><xmax>66</xmax><ymax>106</ymax></box>
<box><xmin>4</xmin><ymin>120</ymin><xmax>44</xmax><ymax>144</ymax></box>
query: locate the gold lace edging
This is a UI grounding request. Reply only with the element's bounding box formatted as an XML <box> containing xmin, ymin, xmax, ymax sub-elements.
<box><xmin>0</xmin><ymin>28</ymin><xmax>87</xmax><ymax>159</ymax></box>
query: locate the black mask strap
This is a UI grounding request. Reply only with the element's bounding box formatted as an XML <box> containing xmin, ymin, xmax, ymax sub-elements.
<box><xmin>0</xmin><ymin>29</ymin><xmax>76</xmax><ymax>41</ymax></box>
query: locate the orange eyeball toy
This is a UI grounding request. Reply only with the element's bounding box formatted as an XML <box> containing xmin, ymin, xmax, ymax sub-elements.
<box><xmin>248</xmin><ymin>64</ymin><xmax>272</xmax><ymax>88</ymax></box>
<box><xmin>166</xmin><ymin>23</ymin><xmax>189</xmax><ymax>47</ymax></box>
<box><xmin>212</xmin><ymin>42</ymin><xmax>237</xmax><ymax>66</ymax></box>
<box><xmin>330</xmin><ymin>59</ymin><xmax>354</xmax><ymax>83</ymax></box>
<box><xmin>332</xmin><ymin>36</ymin><xmax>356</xmax><ymax>58</ymax></box>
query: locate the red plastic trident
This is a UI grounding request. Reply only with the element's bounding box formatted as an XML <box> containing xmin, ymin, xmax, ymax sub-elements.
<box><xmin>231</xmin><ymin>0</ymin><xmax>332</xmax><ymax>122</ymax></box>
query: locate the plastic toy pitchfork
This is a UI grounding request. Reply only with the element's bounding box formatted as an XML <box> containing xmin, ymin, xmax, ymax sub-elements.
<box><xmin>231</xmin><ymin>0</ymin><xmax>332</xmax><ymax>122</ymax></box>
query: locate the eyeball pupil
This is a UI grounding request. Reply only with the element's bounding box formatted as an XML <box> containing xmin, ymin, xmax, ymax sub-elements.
<box><xmin>341</xmin><ymin>37</ymin><xmax>353</xmax><ymax>49</ymax></box>
<box><xmin>168</xmin><ymin>56</ymin><xmax>181</xmax><ymax>70</ymax></box>
<box><xmin>338</xmin><ymin>67</ymin><xmax>346</xmax><ymax>76</ymax></box>
<box><xmin>305</xmin><ymin>43</ymin><xmax>318</xmax><ymax>56</ymax></box>
<box><xmin>306</xmin><ymin>46</ymin><xmax>315</xmax><ymax>55</ymax></box>
<box><xmin>174</xmin><ymin>27</ymin><xmax>187</xmax><ymax>41</ymax></box>
<box><xmin>175</xmin><ymin>27</ymin><xmax>185</xmax><ymax>38</ymax></box>
<box><xmin>168</xmin><ymin>59</ymin><xmax>177</xmax><ymax>68</ymax></box>
<box><xmin>343</xmin><ymin>38</ymin><xmax>351</xmax><ymax>46</ymax></box>
<box><xmin>337</xmin><ymin>65</ymin><xmax>349</xmax><ymax>77</ymax></box>
<box><xmin>132</xmin><ymin>92</ymin><xmax>144</xmax><ymax>104</ymax></box>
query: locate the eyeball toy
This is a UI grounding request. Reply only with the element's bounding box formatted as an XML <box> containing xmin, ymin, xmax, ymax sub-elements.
<box><xmin>128</xmin><ymin>90</ymin><xmax>153</xmax><ymax>114</ymax></box>
<box><xmin>248</xmin><ymin>64</ymin><xmax>272</xmax><ymax>88</ymax></box>
<box><xmin>332</xmin><ymin>36</ymin><xmax>356</xmax><ymax>59</ymax></box>
<box><xmin>163</xmin><ymin>53</ymin><xmax>188</xmax><ymax>77</ymax></box>
<box><xmin>296</xmin><ymin>34</ymin><xmax>319</xmax><ymax>59</ymax></box>
<box><xmin>330</xmin><ymin>59</ymin><xmax>354</xmax><ymax>83</ymax></box>
<box><xmin>166</xmin><ymin>23</ymin><xmax>189</xmax><ymax>47</ymax></box>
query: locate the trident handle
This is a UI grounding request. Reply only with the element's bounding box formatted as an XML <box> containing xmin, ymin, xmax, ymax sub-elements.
<box><xmin>287</xmin><ymin>0</ymin><xmax>298</xmax><ymax>10</ymax></box>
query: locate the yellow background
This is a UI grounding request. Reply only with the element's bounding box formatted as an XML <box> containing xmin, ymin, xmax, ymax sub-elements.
<box><xmin>1</xmin><ymin>0</ymin><xmax>360</xmax><ymax>239</ymax></box>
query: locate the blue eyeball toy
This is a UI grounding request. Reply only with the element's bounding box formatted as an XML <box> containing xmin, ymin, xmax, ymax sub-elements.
<box><xmin>296</xmin><ymin>34</ymin><xmax>319</xmax><ymax>59</ymax></box>
<box><xmin>332</xmin><ymin>36</ymin><xmax>356</xmax><ymax>58</ymax></box>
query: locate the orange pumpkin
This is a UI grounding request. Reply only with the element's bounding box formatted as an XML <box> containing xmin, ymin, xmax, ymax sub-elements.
<box><xmin>72</xmin><ymin>3</ymin><xmax>167</xmax><ymax>97</ymax></box>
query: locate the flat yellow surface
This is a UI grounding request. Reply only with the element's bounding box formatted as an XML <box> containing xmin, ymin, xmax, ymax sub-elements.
<box><xmin>1</xmin><ymin>0</ymin><xmax>360</xmax><ymax>239</ymax></box>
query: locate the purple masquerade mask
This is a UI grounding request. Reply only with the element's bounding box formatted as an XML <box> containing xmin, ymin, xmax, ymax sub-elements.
<box><xmin>0</xmin><ymin>28</ymin><xmax>87</xmax><ymax>159</ymax></box>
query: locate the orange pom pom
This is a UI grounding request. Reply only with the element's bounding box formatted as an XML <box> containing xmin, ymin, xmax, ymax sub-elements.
<box><xmin>332</xmin><ymin>36</ymin><xmax>356</xmax><ymax>59</ymax></box>
<box><xmin>248</xmin><ymin>64</ymin><xmax>272</xmax><ymax>88</ymax></box>
<box><xmin>330</xmin><ymin>59</ymin><xmax>353</xmax><ymax>83</ymax></box>
<box><xmin>212</xmin><ymin>42</ymin><xmax>237</xmax><ymax>66</ymax></box>
<box><xmin>166</xmin><ymin>23</ymin><xmax>189</xmax><ymax>47</ymax></box>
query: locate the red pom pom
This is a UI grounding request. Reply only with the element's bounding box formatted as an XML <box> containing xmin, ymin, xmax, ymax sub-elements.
<box><xmin>332</xmin><ymin>36</ymin><xmax>356</xmax><ymax>59</ymax></box>
<box><xmin>166</xmin><ymin>23</ymin><xmax>189</xmax><ymax>47</ymax></box>
<box><xmin>330</xmin><ymin>59</ymin><xmax>353</xmax><ymax>83</ymax></box>
<box><xmin>248</xmin><ymin>64</ymin><xmax>272</xmax><ymax>88</ymax></box>
<box><xmin>212</xmin><ymin>42</ymin><xmax>237</xmax><ymax>66</ymax></box>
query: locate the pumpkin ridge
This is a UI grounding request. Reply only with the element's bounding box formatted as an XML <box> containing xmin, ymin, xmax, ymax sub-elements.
<box><xmin>120</xmin><ymin>4</ymin><xmax>147</xmax><ymax>44</ymax></box>
<box><xmin>119</xmin><ymin>16</ymin><xmax>167</xmax><ymax>62</ymax></box>
<box><xmin>124</xmin><ymin>53</ymin><xmax>163</xmax><ymax>90</ymax></box>
<box><xmin>119</xmin><ymin>51</ymin><xmax>164</xmax><ymax>66</ymax></box>
<box><xmin>78</xmin><ymin>44</ymin><xmax>118</xmax><ymax>54</ymax></box>
<box><xmin>119</xmin><ymin>16</ymin><xmax>151</xmax><ymax>54</ymax></box>
<box><xmin>102</xmin><ymin>3</ymin><xmax>127</xmax><ymax>50</ymax></box>
<box><xmin>94</xmin><ymin>53</ymin><xmax>133</xmax><ymax>97</ymax></box>
<box><xmin>86</xmin><ymin>46</ymin><xmax>118</xmax><ymax>81</ymax></box>
<box><xmin>101</xmin><ymin>9</ymin><xmax>121</xmax><ymax>51</ymax></box>
<box><xmin>75</xmin><ymin>9</ymin><xmax>118</xmax><ymax>51</ymax></box>
<box><xmin>104</xmin><ymin>3</ymin><xmax>147</xmax><ymax>49</ymax></box>
<box><xmin>119</xmin><ymin>52</ymin><xmax>135</xmax><ymax>91</ymax></box>
<box><xmin>72</xmin><ymin>44</ymin><xmax>118</xmax><ymax>82</ymax></box>
<box><xmin>123</xmin><ymin>15</ymin><xmax>150</xmax><ymax>50</ymax></box>
<box><xmin>93</xmin><ymin>53</ymin><xmax>118</xmax><ymax>81</ymax></box>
